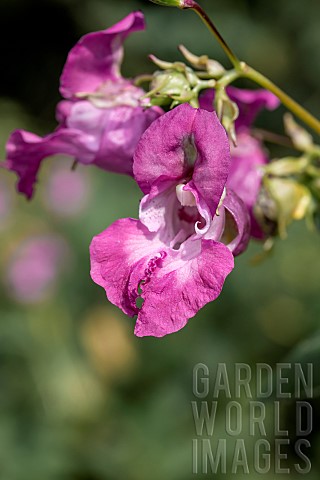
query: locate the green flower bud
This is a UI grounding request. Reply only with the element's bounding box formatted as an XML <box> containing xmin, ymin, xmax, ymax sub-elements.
<box><xmin>265</xmin><ymin>178</ymin><xmax>313</xmax><ymax>238</ymax></box>
<box><xmin>146</xmin><ymin>53</ymin><xmax>216</xmax><ymax>108</ymax></box>
<box><xmin>150</xmin><ymin>70</ymin><xmax>191</xmax><ymax>105</ymax></box>
<box><xmin>179</xmin><ymin>45</ymin><xmax>225</xmax><ymax>77</ymax></box>
<box><xmin>254</xmin><ymin>187</ymin><xmax>278</xmax><ymax>237</ymax></box>
<box><xmin>284</xmin><ymin>114</ymin><xmax>314</xmax><ymax>152</ymax></box>
<box><xmin>151</xmin><ymin>71</ymin><xmax>191</xmax><ymax>97</ymax></box>
<box><xmin>264</xmin><ymin>156</ymin><xmax>309</xmax><ymax>177</ymax></box>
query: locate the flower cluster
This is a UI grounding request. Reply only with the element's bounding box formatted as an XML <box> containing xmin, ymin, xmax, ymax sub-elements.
<box><xmin>3</xmin><ymin>8</ymin><xmax>319</xmax><ymax>337</ymax></box>
<box><xmin>5</xmin><ymin>12</ymin><xmax>162</xmax><ymax>199</ymax></box>
<box><xmin>91</xmin><ymin>104</ymin><xmax>250</xmax><ymax>337</ymax></box>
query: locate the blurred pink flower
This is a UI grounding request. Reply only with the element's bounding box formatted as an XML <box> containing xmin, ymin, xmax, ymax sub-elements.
<box><xmin>44</xmin><ymin>161</ymin><xmax>90</xmax><ymax>217</ymax></box>
<box><xmin>5</xmin><ymin>235</ymin><xmax>69</xmax><ymax>303</ymax></box>
<box><xmin>0</xmin><ymin>179</ymin><xmax>13</xmax><ymax>229</ymax></box>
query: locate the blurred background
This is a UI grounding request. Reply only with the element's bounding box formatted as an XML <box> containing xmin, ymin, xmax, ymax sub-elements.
<box><xmin>0</xmin><ymin>0</ymin><xmax>319</xmax><ymax>478</ymax></box>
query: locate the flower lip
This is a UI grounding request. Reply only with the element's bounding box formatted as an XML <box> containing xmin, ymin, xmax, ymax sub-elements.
<box><xmin>90</xmin><ymin>217</ymin><xmax>235</xmax><ymax>338</ymax></box>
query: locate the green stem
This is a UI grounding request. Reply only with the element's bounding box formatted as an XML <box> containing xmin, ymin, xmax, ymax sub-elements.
<box><xmin>216</xmin><ymin>69</ymin><xmax>240</xmax><ymax>88</ymax></box>
<box><xmin>240</xmin><ymin>64</ymin><xmax>320</xmax><ymax>136</ymax></box>
<box><xmin>186</xmin><ymin>1</ymin><xmax>240</xmax><ymax>69</ymax></box>
<box><xmin>134</xmin><ymin>74</ymin><xmax>154</xmax><ymax>86</ymax></box>
<box><xmin>185</xmin><ymin>1</ymin><xmax>320</xmax><ymax>136</ymax></box>
<box><xmin>251</xmin><ymin>127</ymin><xmax>295</xmax><ymax>149</ymax></box>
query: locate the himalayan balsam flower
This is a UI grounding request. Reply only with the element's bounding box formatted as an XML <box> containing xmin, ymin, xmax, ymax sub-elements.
<box><xmin>90</xmin><ymin>104</ymin><xmax>250</xmax><ymax>338</ymax></box>
<box><xmin>5</xmin><ymin>12</ymin><xmax>162</xmax><ymax>199</ymax></box>
<box><xmin>200</xmin><ymin>87</ymin><xmax>280</xmax><ymax>238</ymax></box>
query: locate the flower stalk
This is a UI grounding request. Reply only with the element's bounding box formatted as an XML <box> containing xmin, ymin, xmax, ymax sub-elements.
<box><xmin>183</xmin><ymin>1</ymin><xmax>241</xmax><ymax>70</ymax></box>
<box><xmin>239</xmin><ymin>64</ymin><xmax>320</xmax><ymax>136</ymax></box>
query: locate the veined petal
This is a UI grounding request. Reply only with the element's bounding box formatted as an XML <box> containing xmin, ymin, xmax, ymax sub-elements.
<box><xmin>60</xmin><ymin>11</ymin><xmax>145</xmax><ymax>98</ymax></box>
<box><xmin>134</xmin><ymin>237</ymin><xmax>234</xmax><ymax>337</ymax></box>
<box><xmin>133</xmin><ymin>104</ymin><xmax>230</xmax><ymax>217</ymax></box>
<box><xmin>191</xmin><ymin>109</ymin><xmax>231</xmax><ymax>218</ymax></box>
<box><xmin>134</xmin><ymin>104</ymin><xmax>198</xmax><ymax>193</ymax></box>
<box><xmin>90</xmin><ymin>218</ymin><xmax>234</xmax><ymax>338</ymax></box>
<box><xmin>5</xmin><ymin>128</ymin><xmax>95</xmax><ymax>199</ymax></box>
<box><xmin>90</xmin><ymin>218</ymin><xmax>165</xmax><ymax>317</ymax></box>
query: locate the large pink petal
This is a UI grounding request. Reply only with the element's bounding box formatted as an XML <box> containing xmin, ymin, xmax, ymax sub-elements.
<box><xmin>134</xmin><ymin>237</ymin><xmax>234</xmax><ymax>337</ymax></box>
<box><xmin>90</xmin><ymin>218</ymin><xmax>234</xmax><ymax>338</ymax></box>
<box><xmin>60</xmin><ymin>12</ymin><xmax>145</xmax><ymax>98</ymax></box>
<box><xmin>133</xmin><ymin>104</ymin><xmax>230</xmax><ymax>217</ymax></box>
<box><xmin>133</xmin><ymin>104</ymin><xmax>198</xmax><ymax>193</ymax></box>
<box><xmin>90</xmin><ymin>218</ymin><xmax>164</xmax><ymax>317</ymax></box>
<box><xmin>191</xmin><ymin>108</ymin><xmax>231</xmax><ymax>219</ymax></box>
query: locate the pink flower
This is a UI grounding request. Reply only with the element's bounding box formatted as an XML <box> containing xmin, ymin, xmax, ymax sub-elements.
<box><xmin>5</xmin><ymin>12</ymin><xmax>162</xmax><ymax>199</ymax></box>
<box><xmin>44</xmin><ymin>161</ymin><xmax>90</xmax><ymax>218</ymax></box>
<box><xmin>200</xmin><ymin>86</ymin><xmax>280</xmax><ymax>238</ymax></box>
<box><xmin>5</xmin><ymin>235</ymin><xmax>69</xmax><ymax>303</ymax></box>
<box><xmin>90</xmin><ymin>104</ymin><xmax>250</xmax><ymax>338</ymax></box>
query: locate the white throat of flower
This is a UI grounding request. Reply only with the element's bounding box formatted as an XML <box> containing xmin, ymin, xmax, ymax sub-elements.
<box><xmin>176</xmin><ymin>184</ymin><xmax>197</xmax><ymax>207</ymax></box>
